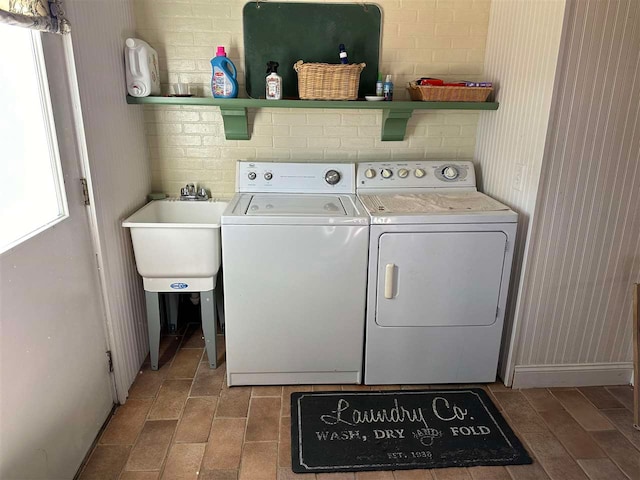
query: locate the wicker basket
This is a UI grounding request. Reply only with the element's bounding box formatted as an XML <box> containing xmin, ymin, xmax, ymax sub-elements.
<box><xmin>407</xmin><ymin>82</ymin><xmax>492</xmax><ymax>102</ymax></box>
<box><xmin>294</xmin><ymin>60</ymin><xmax>366</xmax><ymax>100</ymax></box>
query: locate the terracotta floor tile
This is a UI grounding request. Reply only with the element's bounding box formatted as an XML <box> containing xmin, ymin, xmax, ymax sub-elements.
<box><xmin>431</xmin><ymin>467</ymin><xmax>472</xmax><ymax>479</ymax></box>
<box><xmin>577</xmin><ymin>458</ymin><xmax>628</xmax><ymax>480</ymax></box>
<box><xmin>316</xmin><ymin>473</ymin><xmax>356</xmax><ymax>480</ymax></box>
<box><xmin>182</xmin><ymin>324</ymin><xmax>206</xmax><ymax>349</ymax></box>
<box><xmin>174</xmin><ymin>397</ymin><xmax>217</xmax><ymax>443</ymax></box>
<box><xmin>202</xmin><ymin>418</ymin><xmax>246</xmax><ymax>470</ymax></box>
<box><xmin>125</xmin><ymin>420</ymin><xmax>177</xmax><ymax>471</ymax></box>
<box><xmin>487</xmin><ymin>382</ymin><xmax>511</xmax><ymax>392</ymax></box>
<box><xmin>400</xmin><ymin>385</ymin><xmax>433</xmax><ymax>391</ymax></box>
<box><xmin>278</xmin><ymin>467</ymin><xmax>317</xmax><ymax>479</ymax></box>
<box><xmin>550</xmin><ymin>390</ymin><xmax>614</xmax><ymax>431</ymax></box>
<box><xmin>252</xmin><ymin>386</ymin><xmax>283</xmax><ymax>397</ymax></box>
<box><xmin>539</xmin><ymin>457</ymin><xmax>590</xmax><ymax>480</ymax></box>
<box><xmin>491</xmin><ymin>392</ymin><xmax>549</xmax><ymax>433</ymax></box>
<box><xmin>467</xmin><ymin>466</ymin><xmax>510</xmax><ymax>479</ymax></box>
<box><xmin>538</xmin><ymin>408</ymin><xmax>606</xmax><ymax>459</ymax></box>
<box><xmin>601</xmin><ymin>408</ymin><xmax>640</xmax><ymax>449</ymax></box>
<box><xmin>143</xmin><ymin>335</ymin><xmax>182</xmax><ymax>369</ymax></box>
<box><xmin>160</xmin><ymin>443</ymin><xmax>205</xmax><ymax>480</ymax></box>
<box><xmin>246</xmin><ymin>396</ymin><xmax>282</xmax><ymax>441</ymax></box>
<box><xmin>282</xmin><ymin>385</ymin><xmax>312</xmax><ymax>416</ymax></box>
<box><xmin>521</xmin><ymin>389</ymin><xmax>563</xmax><ymax>412</ymax></box>
<box><xmin>522</xmin><ymin>431</ymin><xmax>571</xmax><ymax>459</ymax></box>
<box><xmin>577</xmin><ymin>387</ymin><xmax>626</xmax><ymax>410</ymax></box>
<box><xmin>120</xmin><ymin>472</ymin><xmax>160</xmax><ymax>480</ymax></box>
<box><xmin>371</xmin><ymin>385</ymin><xmax>403</xmax><ymax>391</ymax></box>
<box><xmin>191</xmin><ymin>362</ymin><xmax>225</xmax><ymax>397</ymax></box>
<box><xmin>313</xmin><ymin>385</ymin><xmax>344</xmax><ymax>391</ymax></box>
<box><xmin>392</xmin><ymin>469</ymin><xmax>435</xmax><ymax>479</ymax></box>
<box><xmin>216</xmin><ymin>386</ymin><xmax>251</xmax><ymax>417</ymax></box>
<box><xmin>279</xmin><ymin>415</ymin><xmax>291</xmax><ymax>468</ymax></box>
<box><xmin>605</xmin><ymin>386</ymin><xmax>634</xmax><ymax>411</ymax></box>
<box><xmin>79</xmin><ymin>445</ymin><xmax>131</xmax><ymax>480</ymax></box>
<box><xmin>355</xmin><ymin>471</ymin><xmax>395</xmax><ymax>479</ymax></box>
<box><xmin>128</xmin><ymin>367</ymin><xmax>169</xmax><ymax>399</ymax></box>
<box><xmin>590</xmin><ymin>430</ymin><xmax>640</xmax><ymax>480</ymax></box>
<box><xmin>506</xmin><ymin>462</ymin><xmax>551</xmax><ymax>480</ymax></box>
<box><xmin>343</xmin><ymin>385</ymin><xmax>373</xmax><ymax>391</ymax></box>
<box><xmin>198</xmin><ymin>470</ymin><xmax>239</xmax><ymax>480</ymax></box>
<box><xmin>148</xmin><ymin>379</ymin><xmax>192</xmax><ymax>420</ymax></box>
<box><xmin>167</xmin><ymin>348</ymin><xmax>203</xmax><ymax>379</ymax></box>
<box><xmin>100</xmin><ymin>399</ymin><xmax>153</xmax><ymax>445</ymax></box>
<box><xmin>239</xmin><ymin>442</ymin><xmax>278</xmax><ymax>480</ymax></box>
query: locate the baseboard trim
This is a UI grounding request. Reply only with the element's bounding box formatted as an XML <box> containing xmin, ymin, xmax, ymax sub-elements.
<box><xmin>512</xmin><ymin>362</ymin><xmax>633</xmax><ymax>389</ymax></box>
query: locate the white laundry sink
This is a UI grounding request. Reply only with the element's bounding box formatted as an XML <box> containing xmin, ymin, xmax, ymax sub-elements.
<box><xmin>122</xmin><ymin>199</ymin><xmax>228</xmax><ymax>292</ymax></box>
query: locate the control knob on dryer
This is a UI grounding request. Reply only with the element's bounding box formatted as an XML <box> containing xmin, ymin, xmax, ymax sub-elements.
<box><xmin>398</xmin><ymin>168</ymin><xmax>409</xmax><ymax>178</ymax></box>
<box><xmin>364</xmin><ymin>168</ymin><xmax>376</xmax><ymax>179</ymax></box>
<box><xmin>414</xmin><ymin>168</ymin><xmax>426</xmax><ymax>178</ymax></box>
<box><xmin>443</xmin><ymin>166</ymin><xmax>459</xmax><ymax>180</ymax></box>
<box><xmin>264</xmin><ymin>172</ymin><xmax>273</xmax><ymax>181</ymax></box>
<box><xmin>247</xmin><ymin>172</ymin><xmax>257</xmax><ymax>180</ymax></box>
<box><xmin>325</xmin><ymin>169</ymin><xmax>341</xmax><ymax>185</ymax></box>
<box><xmin>381</xmin><ymin>169</ymin><xmax>393</xmax><ymax>179</ymax></box>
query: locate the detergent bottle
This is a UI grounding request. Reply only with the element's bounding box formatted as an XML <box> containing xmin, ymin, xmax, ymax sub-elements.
<box><xmin>124</xmin><ymin>38</ymin><xmax>161</xmax><ymax>97</ymax></box>
<box><xmin>210</xmin><ymin>46</ymin><xmax>238</xmax><ymax>98</ymax></box>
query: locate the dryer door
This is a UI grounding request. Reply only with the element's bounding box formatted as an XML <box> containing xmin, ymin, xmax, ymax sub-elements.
<box><xmin>376</xmin><ymin>231</ymin><xmax>507</xmax><ymax>327</ymax></box>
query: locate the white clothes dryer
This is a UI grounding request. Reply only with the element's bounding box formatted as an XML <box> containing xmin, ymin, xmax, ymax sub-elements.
<box><xmin>222</xmin><ymin>162</ymin><xmax>369</xmax><ymax>386</ymax></box>
<box><xmin>356</xmin><ymin>161</ymin><xmax>518</xmax><ymax>385</ymax></box>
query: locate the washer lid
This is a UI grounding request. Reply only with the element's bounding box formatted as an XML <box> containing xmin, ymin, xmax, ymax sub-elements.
<box><xmin>246</xmin><ymin>194</ymin><xmax>347</xmax><ymax>216</ymax></box>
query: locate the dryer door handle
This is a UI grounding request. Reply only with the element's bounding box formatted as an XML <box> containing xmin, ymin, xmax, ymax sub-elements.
<box><xmin>384</xmin><ymin>263</ymin><xmax>395</xmax><ymax>299</ymax></box>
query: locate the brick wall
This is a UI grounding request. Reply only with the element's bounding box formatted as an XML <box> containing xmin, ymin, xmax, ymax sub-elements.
<box><xmin>133</xmin><ymin>0</ymin><xmax>491</xmax><ymax>197</ymax></box>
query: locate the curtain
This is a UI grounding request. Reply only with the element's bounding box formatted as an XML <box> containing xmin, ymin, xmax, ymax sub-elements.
<box><xmin>0</xmin><ymin>0</ymin><xmax>69</xmax><ymax>33</ymax></box>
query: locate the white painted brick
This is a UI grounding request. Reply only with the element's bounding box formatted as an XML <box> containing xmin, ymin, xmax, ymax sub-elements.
<box><xmin>145</xmin><ymin>123</ymin><xmax>183</xmax><ymax>135</ymax></box>
<box><xmin>273</xmin><ymin>137</ymin><xmax>307</xmax><ymax>148</ymax></box>
<box><xmin>254</xmin><ymin>148</ymin><xmax>292</xmax><ymax>160</ymax></box>
<box><xmin>451</xmin><ymin>36</ymin><xmax>488</xmax><ymax>49</ymax></box>
<box><xmin>308</xmin><ymin>137</ymin><xmax>340</xmax><ymax>148</ymax></box>
<box><xmin>272</xmin><ymin>113</ymin><xmax>307</xmax><ymax>125</ymax></box>
<box><xmin>324</xmin><ymin>126</ymin><xmax>358</xmax><ymax>136</ymax></box>
<box><xmin>290</xmin><ymin>149</ymin><xmax>325</xmax><ymax>161</ymax></box>
<box><xmin>433</xmin><ymin>49</ymin><xmax>469</xmax><ymax>63</ymax></box>
<box><xmin>357</xmin><ymin>149</ymin><xmax>392</xmax><ymax>160</ymax></box>
<box><xmin>162</xmin><ymin>32</ymin><xmax>195</xmax><ymax>46</ymax></box>
<box><xmin>149</xmin><ymin>146</ymin><xmax>186</xmax><ymax>158</ymax></box>
<box><xmin>186</xmin><ymin>147</ymin><xmax>221</xmax><ymax>158</ymax></box>
<box><xmin>203</xmin><ymin>135</ymin><xmax>226</xmax><ymax>146</ymax></box>
<box><xmin>357</xmin><ymin>126</ymin><xmax>381</xmax><ymax>138</ymax></box>
<box><xmin>247</xmin><ymin>136</ymin><xmax>274</xmax><ymax>147</ymax></box>
<box><xmin>442</xmin><ymin>136</ymin><xmax>476</xmax><ymax>147</ymax></box>
<box><xmin>166</xmin><ymin>59</ymin><xmax>197</xmax><ymax>72</ymax></box>
<box><xmin>161</xmin><ymin>135</ymin><xmax>202</xmax><ymax>146</ymax></box>
<box><xmin>306</xmin><ymin>114</ymin><xmax>342</xmax><ymax>125</ymax></box>
<box><xmin>391</xmin><ymin>149</ymin><xmax>427</xmax><ymax>159</ymax></box>
<box><xmin>341</xmin><ymin>137</ymin><xmax>375</xmax><ymax>148</ymax></box>
<box><xmin>220</xmin><ymin>147</ymin><xmax>257</xmax><ymax>159</ymax></box>
<box><xmin>324</xmin><ymin>150</ymin><xmax>358</xmax><ymax>161</ymax></box>
<box><xmin>200</xmin><ymin>111</ymin><xmax>221</xmax><ymax>122</ymax></box>
<box><xmin>184</xmin><ymin>123</ymin><xmax>219</xmax><ymax>134</ymax></box>
<box><xmin>384</xmin><ymin>9</ymin><xmax>418</xmax><ymax>22</ymax></box>
<box><xmin>427</xmin><ymin>125</ymin><xmax>461</xmax><ymax>137</ymax></box>
<box><xmin>290</xmin><ymin>126</ymin><xmax>324</xmax><ymax>137</ymax></box>
<box><xmin>384</xmin><ymin>36</ymin><xmax>418</xmax><ymax>50</ymax></box>
<box><xmin>444</xmin><ymin>113</ymin><xmax>480</xmax><ymax>125</ymax></box>
<box><xmin>341</xmin><ymin>114</ymin><xmax>377</xmax><ymax>127</ymax></box>
<box><xmin>435</xmin><ymin>23</ymin><xmax>471</xmax><ymax>37</ymax></box>
<box><xmin>252</xmin><ymin>125</ymin><xmax>290</xmax><ymax>136</ymax></box>
<box><xmin>449</xmin><ymin>63</ymin><xmax>483</xmax><ymax>75</ymax></box>
<box><xmin>409</xmin><ymin>136</ymin><xmax>444</xmax><ymax>147</ymax></box>
<box><xmin>163</xmin><ymin>111</ymin><xmax>200</xmax><ymax>122</ymax></box>
<box><xmin>425</xmin><ymin>146</ymin><xmax>460</xmax><ymax>158</ymax></box>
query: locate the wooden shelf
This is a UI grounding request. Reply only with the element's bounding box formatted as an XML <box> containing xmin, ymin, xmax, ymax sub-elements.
<box><xmin>126</xmin><ymin>96</ymin><xmax>499</xmax><ymax>141</ymax></box>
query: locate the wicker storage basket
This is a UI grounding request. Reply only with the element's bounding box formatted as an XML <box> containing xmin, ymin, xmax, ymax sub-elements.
<box><xmin>407</xmin><ymin>82</ymin><xmax>492</xmax><ymax>102</ymax></box>
<box><xmin>294</xmin><ymin>60</ymin><xmax>366</xmax><ymax>100</ymax></box>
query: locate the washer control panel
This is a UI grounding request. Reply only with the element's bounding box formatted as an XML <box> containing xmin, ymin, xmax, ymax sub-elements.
<box><xmin>237</xmin><ymin>161</ymin><xmax>355</xmax><ymax>193</ymax></box>
<box><xmin>357</xmin><ymin>161</ymin><xmax>476</xmax><ymax>190</ymax></box>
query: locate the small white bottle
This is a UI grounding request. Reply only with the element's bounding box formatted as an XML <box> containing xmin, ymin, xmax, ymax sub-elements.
<box><xmin>265</xmin><ymin>61</ymin><xmax>282</xmax><ymax>100</ymax></box>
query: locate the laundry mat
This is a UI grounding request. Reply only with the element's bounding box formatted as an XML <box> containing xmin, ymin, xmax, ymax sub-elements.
<box><xmin>290</xmin><ymin>388</ymin><xmax>531</xmax><ymax>474</ymax></box>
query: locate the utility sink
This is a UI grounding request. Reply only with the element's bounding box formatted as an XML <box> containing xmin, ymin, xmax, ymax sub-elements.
<box><xmin>122</xmin><ymin>199</ymin><xmax>228</xmax><ymax>292</ymax></box>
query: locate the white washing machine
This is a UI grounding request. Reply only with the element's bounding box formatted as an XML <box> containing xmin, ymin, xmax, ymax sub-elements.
<box><xmin>357</xmin><ymin>161</ymin><xmax>518</xmax><ymax>385</ymax></box>
<box><xmin>222</xmin><ymin>162</ymin><xmax>369</xmax><ymax>386</ymax></box>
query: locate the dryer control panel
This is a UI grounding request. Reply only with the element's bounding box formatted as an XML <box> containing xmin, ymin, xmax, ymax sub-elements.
<box><xmin>357</xmin><ymin>161</ymin><xmax>477</xmax><ymax>190</ymax></box>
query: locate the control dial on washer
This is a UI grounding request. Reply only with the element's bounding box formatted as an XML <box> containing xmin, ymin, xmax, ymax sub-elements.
<box><xmin>381</xmin><ymin>169</ymin><xmax>393</xmax><ymax>179</ymax></box>
<box><xmin>365</xmin><ymin>168</ymin><xmax>376</xmax><ymax>179</ymax></box>
<box><xmin>398</xmin><ymin>168</ymin><xmax>409</xmax><ymax>178</ymax></box>
<box><xmin>414</xmin><ymin>168</ymin><xmax>426</xmax><ymax>178</ymax></box>
<box><xmin>442</xmin><ymin>166</ymin><xmax>459</xmax><ymax>180</ymax></box>
<box><xmin>248</xmin><ymin>172</ymin><xmax>257</xmax><ymax>180</ymax></box>
<box><xmin>264</xmin><ymin>172</ymin><xmax>273</xmax><ymax>181</ymax></box>
<box><xmin>325</xmin><ymin>169</ymin><xmax>341</xmax><ymax>185</ymax></box>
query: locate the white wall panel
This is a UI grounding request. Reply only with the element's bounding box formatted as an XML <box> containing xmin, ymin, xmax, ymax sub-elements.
<box><xmin>65</xmin><ymin>0</ymin><xmax>151</xmax><ymax>402</ymax></box>
<box><xmin>518</xmin><ymin>0</ymin><xmax>640</xmax><ymax>368</ymax></box>
<box><xmin>474</xmin><ymin>0</ymin><xmax>567</xmax><ymax>382</ymax></box>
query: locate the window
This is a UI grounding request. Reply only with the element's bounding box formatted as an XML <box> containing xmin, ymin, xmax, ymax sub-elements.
<box><xmin>0</xmin><ymin>23</ymin><xmax>68</xmax><ymax>254</ymax></box>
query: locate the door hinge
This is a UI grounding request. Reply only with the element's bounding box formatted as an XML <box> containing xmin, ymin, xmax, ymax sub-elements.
<box><xmin>80</xmin><ymin>178</ymin><xmax>90</xmax><ymax>205</ymax></box>
<box><xmin>106</xmin><ymin>350</ymin><xmax>114</xmax><ymax>372</ymax></box>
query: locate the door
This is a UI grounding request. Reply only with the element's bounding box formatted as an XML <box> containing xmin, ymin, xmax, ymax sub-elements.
<box><xmin>0</xmin><ymin>32</ymin><xmax>114</xmax><ymax>479</ymax></box>
<box><xmin>376</xmin><ymin>231</ymin><xmax>507</xmax><ymax>327</ymax></box>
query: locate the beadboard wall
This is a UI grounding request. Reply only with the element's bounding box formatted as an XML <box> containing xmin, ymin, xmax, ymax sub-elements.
<box><xmin>474</xmin><ymin>0</ymin><xmax>566</xmax><ymax>383</ymax></box>
<box><xmin>511</xmin><ymin>0</ymin><xmax>640</xmax><ymax>386</ymax></box>
<box><xmin>132</xmin><ymin>0</ymin><xmax>492</xmax><ymax>197</ymax></box>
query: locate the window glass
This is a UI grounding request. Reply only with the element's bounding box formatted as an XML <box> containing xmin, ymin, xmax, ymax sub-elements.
<box><xmin>0</xmin><ymin>23</ymin><xmax>68</xmax><ymax>254</ymax></box>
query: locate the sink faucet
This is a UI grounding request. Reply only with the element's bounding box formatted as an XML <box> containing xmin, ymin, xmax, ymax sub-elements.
<box><xmin>180</xmin><ymin>183</ymin><xmax>209</xmax><ymax>201</ymax></box>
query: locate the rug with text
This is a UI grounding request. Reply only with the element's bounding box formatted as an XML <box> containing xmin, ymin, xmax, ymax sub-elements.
<box><xmin>291</xmin><ymin>388</ymin><xmax>532</xmax><ymax>474</ymax></box>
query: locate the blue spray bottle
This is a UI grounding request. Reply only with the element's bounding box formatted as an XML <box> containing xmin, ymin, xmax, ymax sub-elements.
<box><xmin>210</xmin><ymin>46</ymin><xmax>238</xmax><ymax>98</ymax></box>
